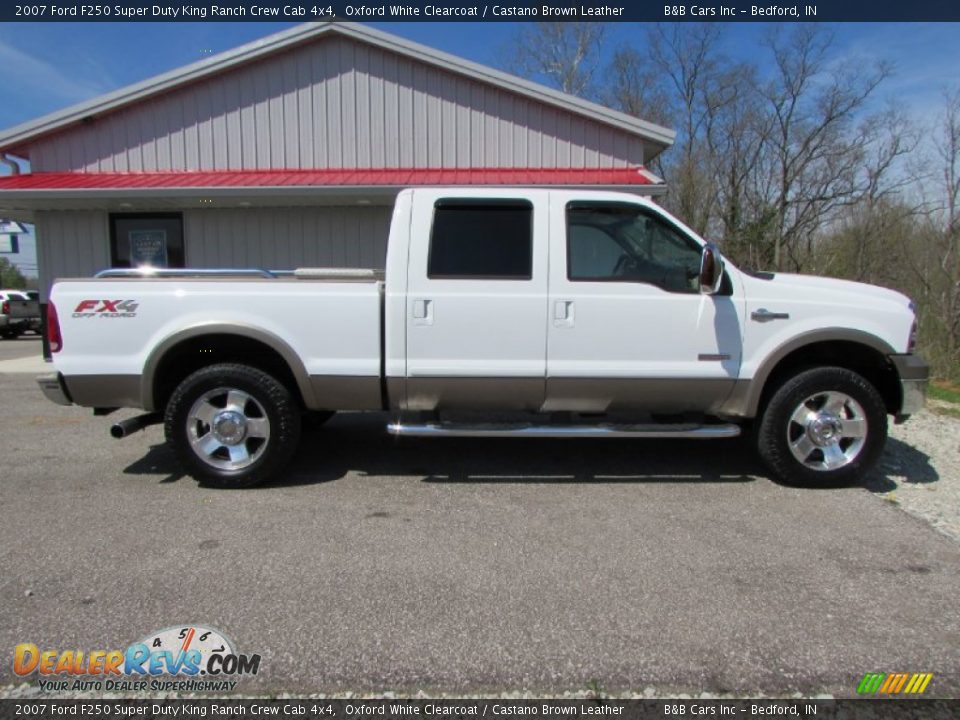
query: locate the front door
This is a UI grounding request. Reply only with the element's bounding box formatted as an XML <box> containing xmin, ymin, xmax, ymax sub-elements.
<box><xmin>545</xmin><ymin>196</ymin><xmax>742</xmax><ymax>414</ymax></box>
<box><xmin>404</xmin><ymin>191</ymin><xmax>550</xmax><ymax>411</ymax></box>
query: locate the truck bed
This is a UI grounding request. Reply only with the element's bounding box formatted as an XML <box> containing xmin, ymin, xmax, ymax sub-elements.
<box><xmin>50</xmin><ymin>270</ymin><xmax>384</xmax><ymax>409</ymax></box>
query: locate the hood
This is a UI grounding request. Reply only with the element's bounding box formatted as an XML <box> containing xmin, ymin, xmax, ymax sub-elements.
<box><xmin>745</xmin><ymin>271</ymin><xmax>912</xmax><ymax>311</ymax></box>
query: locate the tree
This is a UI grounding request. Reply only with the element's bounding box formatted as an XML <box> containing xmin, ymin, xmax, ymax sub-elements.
<box><xmin>753</xmin><ymin>26</ymin><xmax>892</xmax><ymax>271</ymax></box>
<box><xmin>0</xmin><ymin>257</ymin><xmax>27</xmax><ymax>289</ymax></box>
<box><xmin>815</xmin><ymin>110</ymin><xmax>921</xmax><ymax>282</ymax></box>
<box><xmin>924</xmin><ymin>88</ymin><xmax>960</xmax><ymax>371</ymax></box>
<box><xmin>604</xmin><ymin>46</ymin><xmax>674</xmax><ymax>128</ymax></box>
<box><xmin>643</xmin><ymin>24</ymin><xmax>735</xmax><ymax>236</ymax></box>
<box><xmin>506</xmin><ymin>23</ymin><xmax>605</xmax><ymax>98</ymax></box>
<box><xmin>606</xmin><ymin>25</ymin><xmax>762</xmax><ymax>243</ymax></box>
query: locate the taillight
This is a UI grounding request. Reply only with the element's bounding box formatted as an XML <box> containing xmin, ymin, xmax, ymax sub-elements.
<box><xmin>47</xmin><ymin>302</ymin><xmax>62</xmax><ymax>353</ymax></box>
<box><xmin>1</xmin><ymin>300</ymin><xmax>8</xmax><ymax>315</ymax></box>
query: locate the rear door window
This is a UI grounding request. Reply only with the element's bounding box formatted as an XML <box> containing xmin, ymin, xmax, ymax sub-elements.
<box><xmin>428</xmin><ymin>200</ymin><xmax>533</xmax><ymax>280</ymax></box>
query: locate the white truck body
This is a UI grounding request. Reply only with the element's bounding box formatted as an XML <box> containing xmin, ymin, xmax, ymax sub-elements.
<box><xmin>38</xmin><ymin>188</ymin><xmax>928</xmax><ymax>487</ymax></box>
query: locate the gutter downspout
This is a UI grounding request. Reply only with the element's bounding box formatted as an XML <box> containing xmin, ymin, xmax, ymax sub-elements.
<box><xmin>1</xmin><ymin>153</ymin><xmax>22</xmax><ymax>175</ymax></box>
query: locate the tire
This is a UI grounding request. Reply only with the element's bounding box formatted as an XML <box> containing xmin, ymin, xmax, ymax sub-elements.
<box><xmin>0</xmin><ymin>330</ymin><xmax>15</xmax><ymax>340</ymax></box>
<box><xmin>164</xmin><ymin>363</ymin><xmax>301</xmax><ymax>488</ymax></box>
<box><xmin>757</xmin><ymin>366</ymin><xmax>887</xmax><ymax>487</ymax></box>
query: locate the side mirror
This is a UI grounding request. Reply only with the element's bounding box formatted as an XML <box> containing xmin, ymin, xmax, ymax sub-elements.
<box><xmin>699</xmin><ymin>243</ymin><xmax>724</xmax><ymax>295</ymax></box>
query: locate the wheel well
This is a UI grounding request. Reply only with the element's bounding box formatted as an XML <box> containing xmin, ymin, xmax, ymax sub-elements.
<box><xmin>758</xmin><ymin>340</ymin><xmax>901</xmax><ymax>415</ymax></box>
<box><xmin>152</xmin><ymin>334</ymin><xmax>303</xmax><ymax>411</ymax></box>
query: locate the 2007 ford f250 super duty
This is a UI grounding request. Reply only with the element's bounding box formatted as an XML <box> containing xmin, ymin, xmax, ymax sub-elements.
<box><xmin>38</xmin><ymin>188</ymin><xmax>928</xmax><ymax>488</ymax></box>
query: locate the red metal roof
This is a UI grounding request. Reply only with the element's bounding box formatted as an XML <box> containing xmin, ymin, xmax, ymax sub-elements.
<box><xmin>0</xmin><ymin>167</ymin><xmax>661</xmax><ymax>191</ymax></box>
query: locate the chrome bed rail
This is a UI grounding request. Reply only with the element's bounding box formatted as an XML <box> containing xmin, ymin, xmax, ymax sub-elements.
<box><xmin>93</xmin><ymin>267</ymin><xmax>384</xmax><ymax>281</ymax></box>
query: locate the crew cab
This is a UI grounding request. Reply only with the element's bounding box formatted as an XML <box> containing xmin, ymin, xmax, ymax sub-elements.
<box><xmin>37</xmin><ymin>188</ymin><xmax>928</xmax><ymax>487</ymax></box>
<box><xmin>1</xmin><ymin>289</ymin><xmax>40</xmax><ymax>339</ymax></box>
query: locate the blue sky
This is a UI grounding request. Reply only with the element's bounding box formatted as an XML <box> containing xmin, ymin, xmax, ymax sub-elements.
<box><xmin>1</xmin><ymin>21</ymin><xmax>959</xmax><ymax>277</ymax></box>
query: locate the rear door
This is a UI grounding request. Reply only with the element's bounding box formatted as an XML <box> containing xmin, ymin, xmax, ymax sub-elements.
<box><xmin>404</xmin><ymin>190</ymin><xmax>549</xmax><ymax>411</ymax></box>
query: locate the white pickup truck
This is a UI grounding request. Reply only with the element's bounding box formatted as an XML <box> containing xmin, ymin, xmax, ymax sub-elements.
<box><xmin>1</xmin><ymin>289</ymin><xmax>41</xmax><ymax>339</ymax></box>
<box><xmin>38</xmin><ymin>188</ymin><xmax>927</xmax><ymax>488</ymax></box>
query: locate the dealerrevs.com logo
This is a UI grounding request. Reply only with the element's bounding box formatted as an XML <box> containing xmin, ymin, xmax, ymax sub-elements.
<box><xmin>13</xmin><ymin>625</ymin><xmax>261</xmax><ymax>692</ymax></box>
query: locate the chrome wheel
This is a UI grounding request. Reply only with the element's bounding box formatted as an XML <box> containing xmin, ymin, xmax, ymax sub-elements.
<box><xmin>786</xmin><ymin>391</ymin><xmax>867</xmax><ymax>472</ymax></box>
<box><xmin>186</xmin><ymin>387</ymin><xmax>270</xmax><ymax>471</ymax></box>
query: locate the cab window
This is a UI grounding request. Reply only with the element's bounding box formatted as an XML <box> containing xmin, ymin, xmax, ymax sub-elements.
<box><xmin>428</xmin><ymin>200</ymin><xmax>533</xmax><ymax>280</ymax></box>
<box><xmin>566</xmin><ymin>202</ymin><xmax>702</xmax><ymax>293</ymax></box>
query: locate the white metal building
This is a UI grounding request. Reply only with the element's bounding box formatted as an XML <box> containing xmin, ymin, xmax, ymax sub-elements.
<box><xmin>0</xmin><ymin>22</ymin><xmax>674</xmax><ymax>301</ymax></box>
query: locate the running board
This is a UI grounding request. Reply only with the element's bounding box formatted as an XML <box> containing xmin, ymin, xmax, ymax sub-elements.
<box><xmin>386</xmin><ymin>422</ymin><xmax>741</xmax><ymax>439</ymax></box>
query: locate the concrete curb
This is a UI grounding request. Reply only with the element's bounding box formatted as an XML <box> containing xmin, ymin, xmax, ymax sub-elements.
<box><xmin>0</xmin><ymin>355</ymin><xmax>49</xmax><ymax>374</ymax></box>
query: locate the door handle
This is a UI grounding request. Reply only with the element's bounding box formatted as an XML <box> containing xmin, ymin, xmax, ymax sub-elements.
<box><xmin>412</xmin><ymin>299</ymin><xmax>433</xmax><ymax>325</ymax></box>
<box><xmin>751</xmin><ymin>308</ymin><xmax>790</xmax><ymax>322</ymax></box>
<box><xmin>553</xmin><ymin>300</ymin><xmax>574</xmax><ymax>327</ymax></box>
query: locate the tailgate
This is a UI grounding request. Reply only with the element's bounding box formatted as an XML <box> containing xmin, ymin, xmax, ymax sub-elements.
<box><xmin>5</xmin><ymin>299</ymin><xmax>38</xmax><ymax>319</ymax></box>
<box><xmin>9</xmin><ymin>300</ymin><xmax>40</xmax><ymax>319</ymax></box>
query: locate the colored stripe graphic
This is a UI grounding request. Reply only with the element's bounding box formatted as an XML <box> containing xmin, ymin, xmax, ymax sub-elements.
<box><xmin>879</xmin><ymin>674</ymin><xmax>897</xmax><ymax>693</ymax></box>
<box><xmin>858</xmin><ymin>672</ymin><xmax>933</xmax><ymax>695</ymax></box>
<box><xmin>904</xmin><ymin>674</ymin><xmax>920</xmax><ymax>694</ymax></box>
<box><xmin>857</xmin><ymin>673</ymin><xmax>886</xmax><ymax>694</ymax></box>
<box><xmin>892</xmin><ymin>673</ymin><xmax>909</xmax><ymax>693</ymax></box>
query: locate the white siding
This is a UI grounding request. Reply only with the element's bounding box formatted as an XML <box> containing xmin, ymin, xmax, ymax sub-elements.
<box><xmin>35</xmin><ymin>206</ymin><xmax>394</xmax><ymax>299</ymax></box>
<box><xmin>30</xmin><ymin>36</ymin><xmax>645</xmax><ymax>174</ymax></box>
<box><xmin>35</xmin><ymin>211</ymin><xmax>111</xmax><ymax>302</ymax></box>
<box><xmin>183</xmin><ymin>206</ymin><xmax>393</xmax><ymax>269</ymax></box>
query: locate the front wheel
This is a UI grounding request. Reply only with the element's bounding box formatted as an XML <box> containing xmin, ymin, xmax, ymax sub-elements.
<box><xmin>165</xmin><ymin>363</ymin><xmax>301</xmax><ymax>488</ymax></box>
<box><xmin>757</xmin><ymin>367</ymin><xmax>887</xmax><ymax>487</ymax></box>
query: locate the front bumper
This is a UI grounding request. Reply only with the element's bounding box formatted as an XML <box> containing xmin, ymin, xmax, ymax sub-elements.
<box><xmin>37</xmin><ymin>372</ymin><xmax>73</xmax><ymax>406</ymax></box>
<box><xmin>890</xmin><ymin>354</ymin><xmax>929</xmax><ymax>417</ymax></box>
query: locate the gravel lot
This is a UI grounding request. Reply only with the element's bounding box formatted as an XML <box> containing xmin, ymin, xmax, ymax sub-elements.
<box><xmin>871</xmin><ymin>410</ymin><xmax>960</xmax><ymax>541</ymax></box>
<box><xmin>0</xmin><ymin>351</ymin><xmax>957</xmax><ymax>698</ymax></box>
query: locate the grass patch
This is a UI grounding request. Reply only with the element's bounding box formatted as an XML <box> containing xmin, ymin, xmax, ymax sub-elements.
<box><xmin>929</xmin><ymin>381</ymin><xmax>960</xmax><ymax>404</ymax></box>
<box><xmin>928</xmin><ymin>381</ymin><xmax>960</xmax><ymax>418</ymax></box>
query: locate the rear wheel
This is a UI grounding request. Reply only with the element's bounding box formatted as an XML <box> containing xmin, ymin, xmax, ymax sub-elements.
<box><xmin>0</xmin><ymin>329</ymin><xmax>19</xmax><ymax>339</ymax></box>
<box><xmin>757</xmin><ymin>367</ymin><xmax>887</xmax><ymax>486</ymax></box>
<box><xmin>165</xmin><ymin>363</ymin><xmax>301</xmax><ymax>488</ymax></box>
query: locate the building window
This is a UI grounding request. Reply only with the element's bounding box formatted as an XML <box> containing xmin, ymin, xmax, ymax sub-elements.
<box><xmin>109</xmin><ymin>213</ymin><xmax>185</xmax><ymax>269</ymax></box>
<box><xmin>427</xmin><ymin>200</ymin><xmax>533</xmax><ymax>280</ymax></box>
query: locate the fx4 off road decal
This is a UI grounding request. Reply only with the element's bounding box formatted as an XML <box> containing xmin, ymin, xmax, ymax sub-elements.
<box><xmin>73</xmin><ymin>299</ymin><xmax>139</xmax><ymax>318</ymax></box>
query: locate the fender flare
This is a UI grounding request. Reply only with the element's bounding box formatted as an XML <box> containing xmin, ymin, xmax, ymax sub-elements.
<box><xmin>724</xmin><ymin>328</ymin><xmax>896</xmax><ymax>418</ymax></box>
<box><xmin>141</xmin><ymin>322</ymin><xmax>318</xmax><ymax>411</ymax></box>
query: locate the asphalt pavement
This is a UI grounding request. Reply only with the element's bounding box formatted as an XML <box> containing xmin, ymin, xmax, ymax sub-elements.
<box><xmin>0</xmin><ymin>367</ymin><xmax>957</xmax><ymax>697</ymax></box>
<box><xmin>0</xmin><ymin>334</ymin><xmax>43</xmax><ymax>362</ymax></box>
